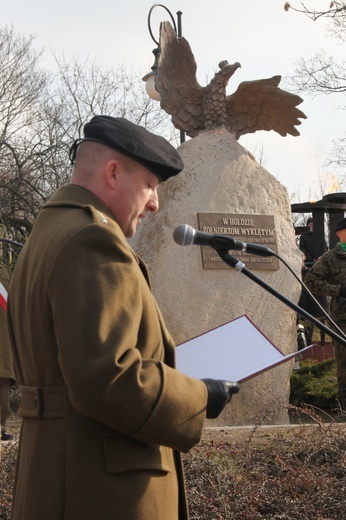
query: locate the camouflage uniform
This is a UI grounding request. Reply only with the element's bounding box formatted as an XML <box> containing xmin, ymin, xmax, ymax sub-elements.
<box><xmin>304</xmin><ymin>242</ymin><xmax>346</xmax><ymax>405</ymax></box>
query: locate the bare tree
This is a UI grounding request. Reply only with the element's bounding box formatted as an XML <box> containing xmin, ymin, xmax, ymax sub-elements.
<box><xmin>284</xmin><ymin>2</ymin><xmax>346</xmax><ymax>184</ymax></box>
<box><xmin>32</xmin><ymin>55</ymin><xmax>176</xmax><ymax>195</ymax></box>
<box><xmin>0</xmin><ymin>27</ymin><xmax>177</xmax><ymax>249</ymax></box>
<box><xmin>0</xmin><ymin>25</ymin><xmax>51</xmax><ymax>241</ymax></box>
<box><xmin>284</xmin><ymin>1</ymin><xmax>346</xmax><ymax>41</ymax></box>
<box><xmin>0</xmin><ymin>26</ymin><xmax>49</xmax><ymax>140</ymax></box>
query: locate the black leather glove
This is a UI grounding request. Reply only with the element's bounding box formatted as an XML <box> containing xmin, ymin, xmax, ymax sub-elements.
<box><xmin>340</xmin><ymin>284</ymin><xmax>346</xmax><ymax>298</ymax></box>
<box><xmin>202</xmin><ymin>378</ymin><xmax>240</xmax><ymax>419</ymax></box>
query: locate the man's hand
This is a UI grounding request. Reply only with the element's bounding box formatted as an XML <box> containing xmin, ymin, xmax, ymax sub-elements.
<box><xmin>202</xmin><ymin>378</ymin><xmax>240</xmax><ymax>419</ymax></box>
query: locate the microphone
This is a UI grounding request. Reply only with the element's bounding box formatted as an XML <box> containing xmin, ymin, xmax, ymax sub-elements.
<box><xmin>173</xmin><ymin>224</ymin><xmax>275</xmax><ymax>257</ymax></box>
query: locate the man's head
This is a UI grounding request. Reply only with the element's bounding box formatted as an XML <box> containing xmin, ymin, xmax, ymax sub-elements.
<box><xmin>70</xmin><ymin>116</ymin><xmax>184</xmax><ymax>181</ymax></box>
<box><xmin>306</xmin><ymin>216</ymin><xmax>313</xmax><ymax>231</ymax></box>
<box><xmin>70</xmin><ymin>116</ymin><xmax>184</xmax><ymax>238</ymax></box>
<box><xmin>335</xmin><ymin>217</ymin><xmax>346</xmax><ymax>243</ymax></box>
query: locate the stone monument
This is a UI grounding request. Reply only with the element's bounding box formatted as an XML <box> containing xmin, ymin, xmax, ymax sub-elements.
<box><xmin>131</xmin><ymin>22</ymin><xmax>306</xmax><ymax>425</ymax></box>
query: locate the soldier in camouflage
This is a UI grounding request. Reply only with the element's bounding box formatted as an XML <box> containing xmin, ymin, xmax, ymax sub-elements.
<box><xmin>304</xmin><ymin>216</ymin><xmax>346</xmax><ymax>408</ymax></box>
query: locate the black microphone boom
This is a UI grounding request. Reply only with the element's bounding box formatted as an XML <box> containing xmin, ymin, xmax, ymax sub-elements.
<box><xmin>173</xmin><ymin>224</ymin><xmax>275</xmax><ymax>257</ymax></box>
<box><xmin>173</xmin><ymin>225</ymin><xmax>346</xmax><ymax>347</ymax></box>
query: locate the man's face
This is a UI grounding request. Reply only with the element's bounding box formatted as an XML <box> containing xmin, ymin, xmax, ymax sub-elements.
<box><xmin>108</xmin><ymin>161</ymin><xmax>160</xmax><ymax>238</ymax></box>
<box><xmin>336</xmin><ymin>228</ymin><xmax>346</xmax><ymax>243</ymax></box>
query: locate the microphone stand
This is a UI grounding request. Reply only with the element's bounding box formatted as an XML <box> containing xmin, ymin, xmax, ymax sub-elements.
<box><xmin>215</xmin><ymin>248</ymin><xmax>346</xmax><ymax>347</ymax></box>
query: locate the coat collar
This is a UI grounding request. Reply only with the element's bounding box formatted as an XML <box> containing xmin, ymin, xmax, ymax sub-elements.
<box><xmin>43</xmin><ymin>184</ymin><xmax>114</xmax><ymax>222</ymax></box>
<box><xmin>44</xmin><ymin>184</ymin><xmax>150</xmax><ymax>280</ymax></box>
<box><xmin>334</xmin><ymin>242</ymin><xmax>346</xmax><ymax>256</ymax></box>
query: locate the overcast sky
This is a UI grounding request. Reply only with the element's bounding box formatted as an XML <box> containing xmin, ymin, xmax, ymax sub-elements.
<box><xmin>3</xmin><ymin>0</ymin><xmax>345</xmax><ymax>203</ymax></box>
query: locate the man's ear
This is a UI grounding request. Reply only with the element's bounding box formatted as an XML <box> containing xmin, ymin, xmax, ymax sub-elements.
<box><xmin>105</xmin><ymin>159</ymin><xmax>118</xmax><ymax>188</ymax></box>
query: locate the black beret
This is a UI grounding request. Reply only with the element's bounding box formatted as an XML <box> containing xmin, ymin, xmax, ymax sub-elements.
<box><xmin>74</xmin><ymin>115</ymin><xmax>184</xmax><ymax>182</ymax></box>
<box><xmin>306</xmin><ymin>217</ymin><xmax>313</xmax><ymax>225</ymax></box>
<box><xmin>335</xmin><ymin>217</ymin><xmax>346</xmax><ymax>232</ymax></box>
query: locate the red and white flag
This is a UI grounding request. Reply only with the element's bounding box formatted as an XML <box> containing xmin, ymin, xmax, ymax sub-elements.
<box><xmin>0</xmin><ymin>282</ymin><xmax>8</xmax><ymax>311</ymax></box>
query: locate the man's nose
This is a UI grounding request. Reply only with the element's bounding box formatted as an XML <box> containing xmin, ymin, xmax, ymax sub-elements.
<box><xmin>148</xmin><ymin>191</ymin><xmax>159</xmax><ymax>213</ymax></box>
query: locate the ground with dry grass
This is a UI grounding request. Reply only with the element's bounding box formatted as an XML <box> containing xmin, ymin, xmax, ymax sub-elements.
<box><xmin>185</xmin><ymin>414</ymin><xmax>346</xmax><ymax>519</ymax></box>
<box><xmin>1</xmin><ymin>409</ymin><xmax>346</xmax><ymax>519</ymax></box>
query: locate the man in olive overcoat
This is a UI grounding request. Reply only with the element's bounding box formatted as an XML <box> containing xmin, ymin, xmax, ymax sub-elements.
<box><xmin>8</xmin><ymin>116</ymin><xmax>238</xmax><ymax>520</ymax></box>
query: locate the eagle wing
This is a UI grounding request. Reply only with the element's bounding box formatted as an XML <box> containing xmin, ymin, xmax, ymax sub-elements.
<box><xmin>155</xmin><ymin>21</ymin><xmax>205</xmax><ymax>135</ymax></box>
<box><xmin>226</xmin><ymin>75</ymin><xmax>307</xmax><ymax>139</ymax></box>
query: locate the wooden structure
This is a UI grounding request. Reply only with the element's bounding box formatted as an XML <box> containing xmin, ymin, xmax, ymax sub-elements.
<box><xmin>291</xmin><ymin>192</ymin><xmax>346</xmax><ymax>255</ymax></box>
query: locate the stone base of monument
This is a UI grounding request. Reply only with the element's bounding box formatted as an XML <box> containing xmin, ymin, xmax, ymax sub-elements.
<box><xmin>130</xmin><ymin>129</ymin><xmax>302</xmax><ymax>426</ymax></box>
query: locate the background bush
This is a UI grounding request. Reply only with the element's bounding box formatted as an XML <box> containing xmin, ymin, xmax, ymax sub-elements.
<box><xmin>290</xmin><ymin>359</ymin><xmax>339</xmax><ymax>410</ymax></box>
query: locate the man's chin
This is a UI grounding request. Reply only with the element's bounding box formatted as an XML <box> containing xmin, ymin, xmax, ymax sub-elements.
<box><xmin>125</xmin><ymin>227</ymin><xmax>137</xmax><ymax>239</ymax></box>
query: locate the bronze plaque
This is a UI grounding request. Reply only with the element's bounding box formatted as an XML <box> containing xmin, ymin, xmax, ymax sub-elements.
<box><xmin>197</xmin><ymin>213</ymin><xmax>279</xmax><ymax>270</ymax></box>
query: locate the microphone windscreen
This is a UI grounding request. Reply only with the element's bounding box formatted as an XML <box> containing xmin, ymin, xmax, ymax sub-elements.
<box><xmin>173</xmin><ymin>224</ymin><xmax>195</xmax><ymax>245</ymax></box>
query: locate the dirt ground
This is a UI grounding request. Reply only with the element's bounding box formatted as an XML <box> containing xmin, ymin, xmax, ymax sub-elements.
<box><xmin>200</xmin><ymin>422</ymin><xmax>346</xmax><ymax>446</ymax></box>
<box><xmin>6</xmin><ymin>415</ymin><xmax>346</xmax><ymax>450</ymax></box>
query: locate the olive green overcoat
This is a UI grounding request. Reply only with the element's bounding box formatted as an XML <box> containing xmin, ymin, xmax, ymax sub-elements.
<box><xmin>8</xmin><ymin>185</ymin><xmax>207</xmax><ymax>520</ymax></box>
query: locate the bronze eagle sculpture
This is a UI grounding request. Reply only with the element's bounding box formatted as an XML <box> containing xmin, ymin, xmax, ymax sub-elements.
<box><xmin>155</xmin><ymin>22</ymin><xmax>306</xmax><ymax>139</ymax></box>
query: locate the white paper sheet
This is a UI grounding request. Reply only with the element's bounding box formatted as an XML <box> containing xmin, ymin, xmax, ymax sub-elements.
<box><xmin>175</xmin><ymin>315</ymin><xmax>313</xmax><ymax>383</ymax></box>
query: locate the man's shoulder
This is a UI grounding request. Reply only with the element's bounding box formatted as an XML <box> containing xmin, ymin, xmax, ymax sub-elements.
<box><xmin>27</xmin><ymin>187</ymin><xmax>123</xmax><ymax>260</ymax></box>
<box><xmin>316</xmin><ymin>245</ymin><xmax>346</xmax><ymax>268</ymax></box>
<box><xmin>45</xmin><ymin>185</ymin><xmax>109</xmax><ymax>214</ymax></box>
<box><xmin>40</xmin><ymin>185</ymin><xmax>118</xmax><ymax>230</ymax></box>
